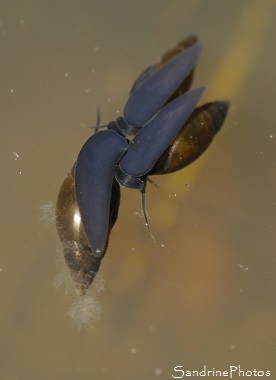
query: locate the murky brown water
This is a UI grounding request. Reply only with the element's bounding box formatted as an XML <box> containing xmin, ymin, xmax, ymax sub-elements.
<box><xmin>1</xmin><ymin>0</ymin><xmax>276</xmax><ymax>379</ymax></box>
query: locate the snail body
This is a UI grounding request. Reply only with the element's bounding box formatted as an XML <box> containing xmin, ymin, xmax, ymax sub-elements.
<box><xmin>56</xmin><ymin>36</ymin><xmax>229</xmax><ymax>295</ymax></box>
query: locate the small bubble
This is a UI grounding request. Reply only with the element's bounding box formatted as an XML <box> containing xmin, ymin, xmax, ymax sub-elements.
<box><xmin>185</xmin><ymin>183</ymin><xmax>189</xmax><ymax>188</ymax></box>
<box><xmin>10</xmin><ymin>88</ymin><xmax>14</xmax><ymax>93</ymax></box>
<box><xmin>129</xmin><ymin>348</ymin><xmax>137</xmax><ymax>354</ymax></box>
<box><xmin>154</xmin><ymin>368</ymin><xmax>162</xmax><ymax>376</ymax></box>
<box><xmin>64</xmin><ymin>72</ymin><xmax>69</xmax><ymax>77</ymax></box>
<box><xmin>161</xmin><ymin>244</ymin><xmax>165</xmax><ymax>248</ymax></box>
<box><xmin>230</xmin><ymin>344</ymin><xmax>235</xmax><ymax>350</ymax></box>
<box><xmin>94</xmin><ymin>46</ymin><xmax>99</xmax><ymax>52</ymax></box>
<box><xmin>269</xmin><ymin>134</ymin><xmax>274</xmax><ymax>139</ymax></box>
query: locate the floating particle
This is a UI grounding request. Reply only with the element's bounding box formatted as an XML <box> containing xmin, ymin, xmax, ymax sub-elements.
<box><xmin>238</xmin><ymin>263</ymin><xmax>249</xmax><ymax>272</ymax></box>
<box><xmin>13</xmin><ymin>152</ymin><xmax>19</xmax><ymax>160</ymax></box>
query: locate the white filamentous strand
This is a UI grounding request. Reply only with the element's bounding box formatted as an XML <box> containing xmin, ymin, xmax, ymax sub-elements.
<box><xmin>39</xmin><ymin>201</ymin><xmax>55</xmax><ymax>224</ymax></box>
<box><xmin>67</xmin><ymin>295</ymin><xmax>102</xmax><ymax>330</ymax></box>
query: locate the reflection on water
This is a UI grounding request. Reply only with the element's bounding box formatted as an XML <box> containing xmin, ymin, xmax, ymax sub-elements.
<box><xmin>1</xmin><ymin>0</ymin><xmax>276</xmax><ymax>379</ymax></box>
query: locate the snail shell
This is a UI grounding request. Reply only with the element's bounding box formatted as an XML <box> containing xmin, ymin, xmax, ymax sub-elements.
<box><xmin>150</xmin><ymin>101</ymin><xmax>229</xmax><ymax>175</ymax></box>
<box><xmin>56</xmin><ymin>171</ymin><xmax>120</xmax><ymax>295</ymax></box>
